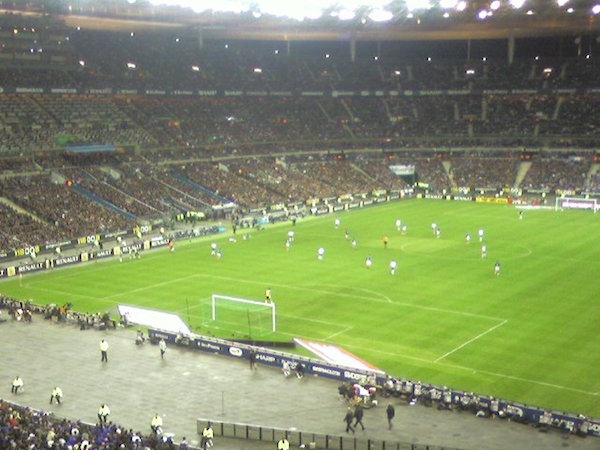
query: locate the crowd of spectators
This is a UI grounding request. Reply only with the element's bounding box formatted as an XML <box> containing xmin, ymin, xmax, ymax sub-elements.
<box><xmin>449</xmin><ymin>152</ymin><xmax>519</xmax><ymax>190</ymax></box>
<box><xmin>0</xmin><ymin>148</ymin><xmax>597</xmax><ymax>253</ymax></box>
<box><xmin>0</xmin><ymin>175</ymin><xmax>134</xmax><ymax>243</ymax></box>
<box><xmin>2</xmin><ymin>92</ymin><xmax>600</xmax><ymax>154</ymax></box>
<box><xmin>0</xmin><ymin>203</ymin><xmax>62</xmax><ymax>251</ymax></box>
<box><xmin>0</xmin><ymin>400</ymin><xmax>182</xmax><ymax>449</ymax></box>
<box><xmin>521</xmin><ymin>153</ymin><xmax>593</xmax><ymax>192</ymax></box>
<box><xmin>1</xmin><ymin>14</ymin><xmax>600</xmax><ymax>152</ymax></box>
<box><xmin>0</xmin><ymin>14</ymin><xmax>599</xmax><ymax>252</ymax></box>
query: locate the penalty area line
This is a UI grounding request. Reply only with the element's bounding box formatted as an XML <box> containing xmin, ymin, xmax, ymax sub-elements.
<box><xmin>434</xmin><ymin>319</ymin><xmax>508</xmax><ymax>363</ymax></box>
<box><xmin>324</xmin><ymin>326</ymin><xmax>354</xmax><ymax>340</ymax></box>
<box><xmin>334</xmin><ymin>340</ymin><xmax>598</xmax><ymax>397</ymax></box>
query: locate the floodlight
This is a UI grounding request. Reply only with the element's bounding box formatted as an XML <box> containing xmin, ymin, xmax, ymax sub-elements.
<box><xmin>78</xmin><ymin>60</ymin><xmax>85</xmax><ymax>66</ymax></box>
<box><xmin>252</xmin><ymin>11</ymin><xmax>262</xmax><ymax>18</ymax></box>
<box><xmin>478</xmin><ymin>9</ymin><xmax>488</xmax><ymax>19</ymax></box>
<box><xmin>369</xmin><ymin>9</ymin><xmax>393</xmax><ymax>21</ymax></box>
<box><xmin>443</xmin><ymin>11</ymin><xmax>450</xmax><ymax>17</ymax></box>
<box><xmin>253</xmin><ymin>67</ymin><xmax>263</xmax><ymax>73</ymax></box>
<box><xmin>526</xmin><ymin>9</ymin><xmax>534</xmax><ymax>14</ymax></box>
<box><xmin>456</xmin><ymin>1</ymin><xmax>467</xmax><ymax>11</ymax></box>
<box><xmin>482</xmin><ymin>56</ymin><xmax>487</xmax><ymax>61</ymax></box>
<box><xmin>490</xmin><ymin>0</ymin><xmax>500</xmax><ymax>10</ymax></box>
<box><xmin>566</xmin><ymin>7</ymin><xmax>574</xmax><ymax>12</ymax></box>
<box><xmin>407</xmin><ymin>12</ymin><xmax>414</xmax><ymax>18</ymax></box>
<box><xmin>127</xmin><ymin>62</ymin><xmax>136</xmax><ymax>69</ymax></box>
<box><xmin>592</xmin><ymin>4</ymin><xmax>600</xmax><ymax>14</ymax></box>
<box><xmin>259</xmin><ymin>1</ymin><xmax>322</xmax><ymax>20</ymax></box>
<box><xmin>191</xmin><ymin>65</ymin><xmax>200</xmax><ymax>71</ymax></box>
<box><xmin>439</xmin><ymin>0</ymin><xmax>457</xmax><ymax>8</ymax></box>
<box><xmin>405</xmin><ymin>0</ymin><xmax>432</xmax><ymax>11</ymax></box>
<box><xmin>303</xmin><ymin>8</ymin><xmax>323</xmax><ymax>20</ymax></box>
<box><xmin>556</xmin><ymin>0</ymin><xmax>569</xmax><ymax>6</ymax></box>
<box><xmin>509</xmin><ymin>0</ymin><xmax>525</xmax><ymax>8</ymax></box>
<box><xmin>339</xmin><ymin>9</ymin><xmax>355</xmax><ymax>20</ymax></box>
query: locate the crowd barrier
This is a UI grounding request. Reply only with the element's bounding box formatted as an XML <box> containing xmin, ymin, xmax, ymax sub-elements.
<box><xmin>196</xmin><ymin>418</ymin><xmax>461</xmax><ymax>450</ymax></box>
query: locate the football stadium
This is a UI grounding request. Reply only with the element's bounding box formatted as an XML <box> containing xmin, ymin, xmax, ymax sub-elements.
<box><xmin>0</xmin><ymin>1</ymin><xmax>599</xmax><ymax>449</ymax></box>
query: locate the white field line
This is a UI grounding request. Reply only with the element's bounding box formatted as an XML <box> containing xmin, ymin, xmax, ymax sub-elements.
<box><xmin>21</xmin><ymin>284</ymin><xmax>104</xmax><ymax>301</ymax></box>
<box><xmin>280</xmin><ymin>314</ymin><xmax>347</xmax><ymax>327</ymax></box>
<box><xmin>31</xmin><ymin>278</ymin><xmax>591</xmax><ymax>396</ymax></box>
<box><xmin>282</xmin><ymin>335</ymin><xmax>598</xmax><ymax>397</ymax></box>
<box><xmin>434</xmin><ymin>319</ymin><xmax>508</xmax><ymax>363</ymax></box>
<box><xmin>20</xmin><ymin>263</ymin><xmax>502</xmax><ymax>322</ymax></box>
<box><xmin>324</xmin><ymin>326</ymin><xmax>354</xmax><ymax>340</ymax></box>
<box><xmin>100</xmin><ymin>273</ymin><xmax>201</xmax><ymax>301</ymax></box>
<box><xmin>198</xmin><ymin>274</ymin><xmax>504</xmax><ymax>321</ymax></box>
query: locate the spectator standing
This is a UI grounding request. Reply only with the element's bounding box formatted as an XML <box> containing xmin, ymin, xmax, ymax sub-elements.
<box><xmin>201</xmin><ymin>423</ymin><xmax>214</xmax><ymax>449</ymax></box>
<box><xmin>135</xmin><ymin>329</ymin><xmax>145</xmax><ymax>345</ymax></box>
<box><xmin>180</xmin><ymin>436</ymin><xmax>190</xmax><ymax>450</ymax></box>
<box><xmin>159</xmin><ymin>338</ymin><xmax>167</xmax><ymax>359</ymax></box>
<box><xmin>295</xmin><ymin>362</ymin><xmax>305</xmax><ymax>379</ymax></box>
<box><xmin>151</xmin><ymin>413</ymin><xmax>163</xmax><ymax>434</ymax></box>
<box><xmin>282</xmin><ymin>360</ymin><xmax>291</xmax><ymax>377</ymax></box>
<box><xmin>100</xmin><ymin>339</ymin><xmax>109</xmax><ymax>362</ymax></box>
<box><xmin>249</xmin><ymin>349</ymin><xmax>257</xmax><ymax>370</ymax></box>
<box><xmin>49</xmin><ymin>386</ymin><xmax>63</xmax><ymax>404</ymax></box>
<box><xmin>11</xmin><ymin>375</ymin><xmax>23</xmax><ymax>394</ymax></box>
<box><xmin>277</xmin><ymin>436</ymin><xmax>290</xmax><ymax>450</ymax></box>
<box><xmin>353</xmin><ymin>404</ymin><xmax>365</xmax><ymax>430</ymax></box>
<box><xmin>343</xmin><ymin>407</ymin><xmax>355</xmax><ymax>433</ymax></box>
<box><xmin>386</xmin><ymin>403</ymin><xmax>395</xmax><ymax>430</ymax></box>
<box><xmin>97</xmin><ymin>403</ymin><xmax>110</xmax><ymax>425</ymax></box>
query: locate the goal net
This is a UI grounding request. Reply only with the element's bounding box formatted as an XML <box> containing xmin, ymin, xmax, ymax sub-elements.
<box><xmin>211</xmin><ymin>294</ymin><xmax>277</xmax><ymax>337</ymax></box>
<box><xmin>555</xmin><ymin>197</ymin><xmax>598</xmax><ymax>213</ymax></box>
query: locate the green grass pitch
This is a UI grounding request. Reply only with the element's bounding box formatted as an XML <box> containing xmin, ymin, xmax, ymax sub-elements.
<box><xmin>1</xmin><ymin>199</ymin><xmax>599</xmax><ymax>418</ymax></box>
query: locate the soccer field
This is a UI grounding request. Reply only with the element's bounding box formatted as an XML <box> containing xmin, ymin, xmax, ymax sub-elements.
<box><xmin>2</xmin><ymin>199</ymin><xmax>599</xmax><ymax>418</ymax></box>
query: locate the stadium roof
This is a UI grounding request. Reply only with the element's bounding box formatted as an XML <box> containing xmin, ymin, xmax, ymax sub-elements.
<box><xmin>6</xmin><ymin>0</ymin><xmax>600</xmax><ymax>41</ymax></box>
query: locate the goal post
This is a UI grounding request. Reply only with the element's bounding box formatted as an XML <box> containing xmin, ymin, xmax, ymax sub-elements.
<box><xmin>211</xmin><ymin>294</ymin><xmax>277</xmax><ymax>333</ymax></box>
<box><xmin>555</xmin><ymin>197</ymin><xmax>598</xmax><ymax>213</ymax></box>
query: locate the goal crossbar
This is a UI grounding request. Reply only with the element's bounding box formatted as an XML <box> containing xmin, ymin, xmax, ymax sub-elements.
<box><xmin>211</xmin><ymin>294</ymin><xmax>277</xmax><ymax>332</ymax></box>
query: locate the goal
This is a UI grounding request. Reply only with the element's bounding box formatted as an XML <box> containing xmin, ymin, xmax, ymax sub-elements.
<box><xmin>555</xmin><ymin>197</ymin><xmax>598</xmax><ymax>213</ymax></box>
<box><xmin>211</xmin><ymin>294</ymin><xmax>277</xmax><ymax>335</ymax></box>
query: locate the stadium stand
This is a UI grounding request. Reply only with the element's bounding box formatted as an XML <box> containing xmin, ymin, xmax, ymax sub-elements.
<box><xmin>1</xmin><ymin>10</ymin><xmax>600</xmax><ymax>449</ymax></box>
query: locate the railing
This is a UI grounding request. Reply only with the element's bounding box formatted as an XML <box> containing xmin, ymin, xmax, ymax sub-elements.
<box><xmin>196</xmin><ymin>418</ymin><xmax>462</xmax><ymax>450</ymax></box>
